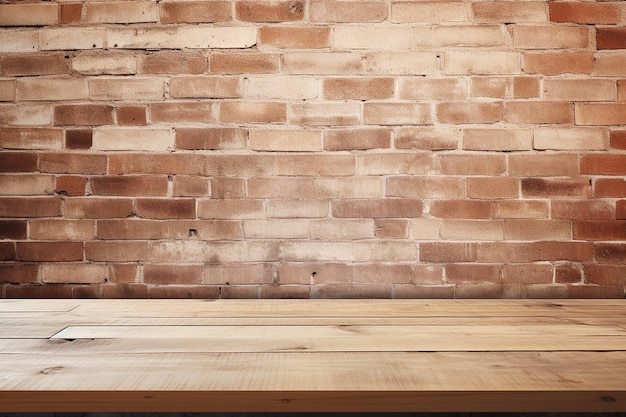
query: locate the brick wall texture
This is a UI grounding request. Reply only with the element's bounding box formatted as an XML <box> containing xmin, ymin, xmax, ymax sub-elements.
<box><xmin>1</xmin><ymin>0</ymin><xmax>626</xmax><ymax>299</ymax></box>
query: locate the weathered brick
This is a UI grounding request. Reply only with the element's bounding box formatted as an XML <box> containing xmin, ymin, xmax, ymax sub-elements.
<box><xmin>555</xmin><ymin>264</ymin><xmax>583</xmax><ymax>284</ymax></box>
<box><xmin>0</xmin><ymin>30</ymin><xmax>39</xmax><ymax>53</ymax></box>
<box><xmin>0</xmin><ymin>80</ymin><xmax>15</xmax><ymax>102</ymax></box>
<box><xmin>429</xmin><ymin>200</ymin><xmax>494</xmax><ymax>219</ymax></box>
<box><xmin>54</xmin><ymin>104</ymin><xmax>114</xmax><ymax>126</ymax></box>
<box><xmin>109</xmin><ymin>154</ymin><xmax>205</xmax><ymax>176</ymax></box>
<box><xmin>472</xmin><ymin>2</ymin><xmax>547</xmax><ymax>23</ymax></box>
<box><xmin>513</xmin><ymin>77</ymin><xmax>540</xmax><ymax>99</ymax></box>
<box><xmin>325</xmin><ymin>128</ymin><xmax>390</xmax><ymax>151</ymax></box>
<box><xmin>332</xmin><ymin>26</ymin><xmax>412</xmax><ymax>50</ymax></box>
<box><xmin>92</xmin><ymin>128</ymin><xmax>173</xmax><ymax>151</ymax></box>
<box><xmin>237</xmin><ymin>1</ymin><xmax>304</xmax><ymax>22</ymax></box>
<box><xmin>260</xmin><ymin>27</ymin><xmax>330</xmax><ymax>49</ymax></box>
<box><xmin>0</xmin><ymin>104</ymin><xmax>52</xmax><ymax>126</ymax></box>
<box><xmin>173</xmin><ymin>176</ymin><xmax>210</xmax><ymax>197</ymax></box>
<box><xmin>576</xmin><ymin>103</ymin><xmax>626</xmax><ymax>126</ymax></box>
<box><xmin>211</xmin><ymin>53</ymin><xmax>280</xmax><ymax>74</ymax></box>
<box><xmin>438</xmin><ymin>154</ymin><xmax>506</xmax><ymax>175</ymax></box>
<box><xmin>513</xmin><ymin>26</ymin><xmax>589</xmax><ymax>50</ymax></box>
<box><xmin>149</xmin><ymin>286</ymin><xmax>219</xmax><ymax>299</ymax></box>
<box><xmin>109</xmin><ymin>27</ymin><xmax>256</xmax><ymax>49</ymax></box>
<box><xmin>509</xmin><ymin>154</ymin><xmax>578</xmax><ymax>177</ymax></box>
<box><xmin>595</xmin><ymin>244</ymin><xmax>626</xmax><ymax>264</ymax></box>
<box><xmin>245</xmin><ymin>76</ymin><xmax>319</xmax><ymax>100</ymax></box>
<box><xmin>360</xmin><ymin>153</ymin><xmax>436</xmax><ymax>176</ymax></box>
<box><xmin>90</xmin><ymin>77</ymin><xmax>165</xmax><ymax>101</ymax></box>
<box><xmin>399</xmin><ymin>78</ymin><xmax>467</xmax><ymax>101</ymax></box>
<box><xmin>332</xmin><ymin>199</ymin><xmax>423</xmax><ymax>218</ymax></box>
<box><xmin>597</xmin><ymin>28</ymin><xmax>626</xmax><ymax>50</ymax></box>
<box><xmin>140</xmin><ymin>51</ymin><xmax>208</xmax><ymax>74</ymax></box>
<box><xmin>291</xmin><ymin>102</ymin><xmax>361</xmax><ymax>126</ymax></box>
<box><xmin>387</xmin><ymin>177</ymin><xmax>465</xmax><ymax>199</ymax></box>
<box><xmin>476</xmin><ymin>242</ymin><xmax>593</xmax><ymax>263</ymax></box>
<box><xmin>16</xmin><ymin>242</ymin><xmax>83</xmax><ymax>262</ymax></box>
<box><xmin>221</xmin><ymin>102</ymin><xmax>287</xmax><ymax>124</ymax></box>
<box><xmin>0</xmin><ymin>197</ymin><xmax>61</xmax><ymax>218</ymax></box>
<box><xmin>543</xmin><ymin>79</ymin><xmax>615</xmax><ymax>102</ymax></box>
<box><xmin>135</xmin><ymin>198</ymin><xmax>196</xmax><ymax>219</ymax></box>
<box><xmin>594</xmin><ymin>52</ymin><xmax>626</xmax><ymax>77</ymax></box>
<box><xmin>60</xmin><ymin>3</ymin><xmax>83</xmax><ymax>24</ymax></box>
<box><xmin>276</xmin><ymin>154</ymin><xmax>355</xmax><ymax>176</ymax></box>
<box><xmin>494</xmin><ymin>200</ymin><xmax>549</xmax><ymax>219</ymax></box>
<box><xmin>266</xmin><ymin>199</ymin><xmax>329</xmax><ymax>218</ymax></box>
<box><xmin>463</xmin><ymin>128</ymin><xmax>532</xmax><ymax>151</ymax></box>
<box><xmin>440</xmin><ymin>220</ymin><xmax>503</xmax><ymax>241</ymax></box>
<box><xmin>56</xmin><ymin>176</ymin><xmax>87</xmax><ymax>197</ymax></box>
<box><xmin>392</xmin><ymin>2</ymin><xmax>469</xmax><ymax>23</ymax></box>
<box><xmin>198</xmin><ymin>199</ymin><xmax>264</xmax><ymax>219</ymax></box>
<box><xmin>503</xmin><ymin>264</ymin><xmax>553</xmax><ymax>285</ymax></box>
<box><xmin>204</xmin><ymin>155</ymin><xmax>275</xmax><ymax>177</ymax></box>
<box><xmin>150</xmin><ymin>102</ymin><xmax>217</xmax><ymax>123</ymax></box>
<box><xmin>90</xmin><ymin>176</ymin><xmax>169</xmax><ymax>197</ymax></box>
<box><xmin>470</xmin><ymin>77</ymin><xmax>507</xmax><ymax>99</ymax></box>
<box><xmin>364</xmin><ymin>103</ymin><xmax>431</xmax><ymax>125</ymax></box>
<box><xmin>310</xmin><ymin>0</ymin><xmax>387</xmax><ymax>22</ymax></box>
<box><xmin>144</xmin><ymin>264</ymin><xmax>203</xmax><ymax>285</ymax></box>
<box><xmin>117</xmin><ymin>106</ymin><xmax>147</xmax><ymax>126</ymax></box>
<box><xmin>581</xmin><ymin>155</ymin><xmax>626</xmax><ymax>175</ymax></box>
<box><xmin>374</xmin><ymin>219</ymin><xmax>410</xmax><ymax>239</ymax></box>
<box><xmin>467</xmin><ymin>177</ymin><xmax>519</xmax><ymax>199</ymax></box>
<box><xmin>65</xmin><ymin>198</ymin><xmax>134</xmax><ymax>219</ymax></box>
<box><xmin>169</xmin><ymin>76</ymin><xmax>241</xmax><ymax>98</ymax></box>
<box><xmin>420</xmin><ymin>242</ymin><xmax>477</xmax><ymax>263</ymax></box>
<box><xmin>0</xmin><ymin>3</ymin><xmax>58</xmax><ymax>26</ymax></box>
<box><xmin>205</xmin><ymin>264</ymin><xmax>275</xmax><ymax>285</ymax></box>
<box><xmin>504</xmin><ymin>219</ymin><xmax>571</xmax><ymax>241</ymax></box>
<box><xmin>534</xmin><ymin>127</ymin><xmax>610</xmax><ymax>151</ymax></box>
<box><xmin>0</xmin><ymin>264</ymin><xmax>38</xmax><ymax>284</ymax></box>
<box><xmin>39</xmin><ymin>153</ymin><xmax>106</xmax><ymax>175</ymax></box>
<box><xmin>611</xmin><ymin>130</ymin><xmax>626</xmax><ymax>150</ymax></box>
<box><xmin>72</xmin><ymin>52</ymin><xmax>137</xmax><ymax>75</ymax></box>
<box><xmin>1</xmin><ymin>54</ymin><xmax>68</xmax><ymax>77</ymax></box>
<box><xmin>552</xmin><ymin>200</ymin><xmax>614</xmax><ymax>221</ymax></box>
<box><xmin>522</xmin><ymin>178</ymin><xmax>591</xmax><ymax>198</ymax></box>
<box><xmin>41</xmin><ymin>28</ymin><xmax>107</xmax><ymax>50</ymax></box>
<box><xmin>248</xmin><ymin>177</ymin><xmax>380</xmax><ymax>199</ymax></box>
<box><xmin>102</xmin><ymin>283</ymin><xmax>149</xmax><ymax>299</ymax></box>
<box><xmin>365</xmin><ymin>52</ymin><xmax>436</xmax><ymax>75</ymax></box>
<box><xmin>446</xmin><ymin>264</ymin><xmax>502</xmax><ymax>284</ymax></box>
<box><xmin>550</xmin><ymin>2</ymin><xmax>621</xmax><ymax>25</ymax></box>
<box><xmin>395</xmin><ymin>127</ymin><xmax>459</xmax><ymax>151</ymax></box>
<box><xmin>444</xmin><ymin>51</ymin><xmax>521</xmax><ymax>75</ymax></box>
<box><xmin>0</xmin><ymin>174</ymin><xmax>54</xmax><ymax>196</ymax></box>
<box><xmin>324</xmin><ymin>77</ymin><xmax>394</xmax><ymax>100</ymax></box>
<box><xmin>84</xmin><ymin>1</ymin><xmax>158</xmax><ymax>24</ymax></box>
<box><xmin>245</xmin><ymin>219</ymin><xmax>310</xmax><ymax>239</ymax></box>
<box><xmin>29</xmin><ymin>220</ymin><xmax>95</xmax><ymax>241</ymax></box>
<box><xmin>85</xmin><ymin>241</ymin><xmax>149</xmax><ymax>262</ymax></box>
<box><xmin>160</xmin><ymin>1</ymin><xmax>232</xmax><ymax>23</ymax></box>
<box><xmin>41</xmin><ymin>263</ymin><xmax>109</xmax><ymax>284</ymax></box>
<box><xmin>251</xmin><ymin>129</ymin><xmax>323</xmax><ymax>152</ymax></box>
<box><xmin>524</xmin><ymin>52</ymin><xmax>593</xmax><ymax>75</ymax></box>
<box><xmin>505</xmin><ymin>102</ymin><xmax>573</xmax><ymax>124</ymax></box>
<box><xmin>283</xmin><ymin>52</ymin><xmax>362</xmax><ymax>74</ymax></box>
<box><xmin>437</xmin><ymin>102</ymin><xmax>503</xmax><ymax>124</ymax></box>
<box><xmin>17</xmin><ymin>78</ymin><xmax>88</xmax><ymax>101</ymax></box>
<box><xmin>176</xmin><ymin>128</ymin><xmax>247</xmax><ymax>150</ymax></box>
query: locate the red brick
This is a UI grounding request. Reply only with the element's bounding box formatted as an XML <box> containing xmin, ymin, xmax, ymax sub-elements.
<box><xmin>513</xmin><ymin>77</ymin><xmax>540</xmax><ymax>99</ymax></box>
<box><xmin>311</xmin><ymin>284</ymin><xmax>391</xmax><ymax>299</ymax></box>
<box><xmin>39</xmin><ymin>153</ymin><xmax>106</xmax><ymax>175</ymax></box>
<box><xmin>276</xmin><ymin>154</ymin><xmax>354</xmax><ymax>176</ymax></box>
<box><xmin>508</xmin><ymin>154</ymin><xmax>578</xmax><ymax>177</ymax></box>
<box><xmin>576</xmin><ymin>103</ymin><xmax>626</xmax><ymax>126</ymax></box>
<box><xmin>463</xmin><ymin>128</ymin><xmax>532</xmax><ymax>151</ymax></box>
<box><xmin>395</xmin><ymin>127</ymin><xmax>459</xmax><ymax>150</ymax></box>
<box><xmin>30</xmin><ymin>218</ymin><xmax>94</xmax><ymax>241</ymax></box>
<box><xmin>550</xmin><ymin>2</ymin><xmax>621</xmax><ymax>24</ymax></box>
<box><xmin>0</xmin><ymin>242</ymin><xmax>15</xmax><ymax>261</ymax></box>
<box><xmin>353</xmin><ymin>264</ymin><xmax>416</xmax><ymax>285</ymax></box>
<box><xmin>0</xmin><ymin>128</ymin><xmax>64</xmax><ymax>150</ymax></box>
<box><xmin>135</xmin><ymin>198</ymin><xmax>196</xmax><ymax>219</ymax></box>
<box><xmin>584</xmin><ymin>264</ymin><xmax>625</xmax><ymax>287</ymax></box>
<box><xmin>117</xmin><ymin>106</ymin><xmax>146</xmax><ymax>126</ymax></box>
<box><xmin>103</xmin><ymin>283</ymin><xmax>149</xmax><ymax>298</ymax></box>
<box><xmin>429</xmin><ymin>200</ymin><xmax>494</xmax><ymax>219</ymax></box>
<box><xmin>198</xmin><ymin>199</ymin><xmax>264</xmax><ymax>220</ymax></box>
<box><xmin>40</xmin><ymin>263</ymin><xmax>108</xmax><ymax>284</ymax></box>
<box><xmin>594</xmin><ymin>52</ymin><xmax>626</xmax><ymax>77</ymax></box>
<box><xmin>148</xmin><ymin>285</ymin><xmax>219</xmax><ymax>299</ymax></box>
<box><xmin>523</xmin><ymin>52</ymin><xmax>593</xmax><ymax>75</ymax></box>
<box><xmin>160</xmin><ymin>1</ymin><xmax>232</xmax><ymax>23</ymax></box>
<box><xmin>1</xmin><ymin>53</ymin><xmax>68</xmax><ymax>76</ymax></box>
<box><xmin>0</xmin><ymin>220</ymin><xmax>26</xmax><ymax>239</ymax></box>
<box><xmin>364</xmin><ymin>103</ymin><xmax>431</xmax><ymax>125</ymax></box>
<box><xmin>567</xmin><ymin>284</ymin><xmax>623</xmax><ymax>298</ymax></box>
<box><xmin>54</xmin><ymin>104</ymin><xmax>115</xmax><ymax>126</ymax></box>
<box><xmin>361</xmin><ymin>152</ymin><xmax>436</xmax><ymax>176</ymax></box>
<box><xmin>522</xmin><ymin>178</ymin><xmax>591</xmax><ymax>198</ymax></box>
<box><xmin>16</xmin><ymin>242</ymin><xmax>83</xmax><ymax>262</ymax></box>
<box><xmin>420</xmin><ymin>242</ymin><xmax>477</xmax><ymax>262</ymax></box>
<box><xmin>574</xmin><ymin>221</ymin><xmax>626</xmax><ymax>241</ymax></box>
<box><xmin>209</xmin><ymin>179</ymin><xmax>244</xmax><ymax>199</ymax></box>
<box><xmin>446</xmin><ymin>264</ymin><xmax>502</xmax><ymax>284</ymax></box>
<box><xmin>503</xmin><ymin>264</ymin><xmax>553</xmax><ymax>285</ymax></box>
<box><xmin>595</xmin><ymin>178</ymin><xmax>626</xmax><ymax>198</ymax></box>
<box><xmin>552</xmin><ymin>200</ymin><xmax>613</xmax><ymax>220</ymax></box>
<box><xmin>505</xmin><ymin>102</ymin><xmax>573</xmax><ymax>124</ymax></box>
<box><xmin>65</xmin><ymin>198</ymin><xmax>133</xmax><ymax>219</ymax></box>
<box><xmin>56</xmin><ymin>176</ymin><xmax>87</xmax><ymax>197</ymax></box>
<box><xmin>555</xmin><ymin>263</ymin><xmax>583</xmax><ymax>284</ymax></box>
<box><xmin>477</xmin><ymin>242</ymin><xmax>593</xmax><ymax>263</ymax></box>
<box><xmin>210</xmin><ymin>53</ymin><xmax>279</xmax><ymax>74</ymax></box>
<box><xmin>0</xmin><ymin>264</ymin><xmax>38</xmax><ymax>284</ymax></box>
<box><xmin>71</xmin><ymin>286</ymin><xmax>102</xmax><ymax>299</ymax></box>
<box><xmin>374</xmin><ymin>219</ymin><xmax>410</xmax><ymax>239</ymax></box>
<box><xmin>65</xmin><ymin>129</ymin><xmax>93</xmax><ymax>149</ymax></box>
<box><xmin>5</xmin><ymin>284</ymin><xmax>73</xmax><ymax>299</ymax></box>
<box><xmin>90</xmin><ymin>176</ymin><xmax>168</xmax><ymax>197</ymax></box>
<box><xmin>150</xmin><ymin>102</ymin><xmax>216</xmax><ymax>123</ymax></box>
<box><xmin>597</xmin><ymin>28</ymin><xmax>626</xmax><ymax>50</ymax></box>
<box><xmin>470</xmin><ymin>77</ymin><xmax>506</xmax><ymax>99</ymax></box>
<box><xmin>140</xmin><ymin>51</ymin><xmax>209</xmax><ymax>75</ymax></box>
<box><xmin>0</xmin><ymin>3</ymin><xmax>58</xmax><ymax>26</ymax></box>
<box><xmin>220</xmin><ymin>102</ymin><xmax>286</xmax><ymax>124</ymax></box>
<box><xmin>610</xmin><ymin>130</ymin><xmax>626</xmax><ymax>150</ymax></box>
<box><xmin>619</xmin><ymin>81</ymin><xmax>626</xmax><ymax>102</ymax></box>
<box><xmin>236</xmin><ymin>1</ymin><xmax>304</xmax><ymax>22</ymax></box>
<box><xmin>399</xmin><ymin>78</ymin><xmax>463</xmax><ymax>101</ymax></box>
<box><xmin>60</xmin><ymin>3</ymin><xmax>82</xmax><ymax>24</ymax></box>
<box><xmin>581</xmin><ymin>155</ymin><xmax>626</xmax><ymax>175</ymax></box>
<box><xmin>108</xmin><ymin>264</ymin><xmax>138</xmax><ymax>283</ymax></box>
<box><xmin>332</xmin><ymin>199</ymin><xmax>423</xmax><ymax>218</ymax></box>
<box><xmin>99</xmin><ymin>219</ymin><xmax>240</xmax><ymax>240</ymax></box>
<box><xmin>259</xmin><ymin>27</ymin><xmax>330</xmax><ymax>48</ymax></box>
<box><xmin>324</xmin><ymin>128</ymin><xmax>391</xmax><ymax>151</ymax></box>
<box><xmin>467</xmin><ymin>178</ymin><xmax>519</xmax><ymax>199</ymax></box>
<box><xmin>392</xmin><ymin>2</ymin><xmax>469</xmax><ymax>23</ymax></box>
<box><xmin>437</xmin><ymin>102</ymin><xmax>503</xmax><ymax>124</ymax></box>
<box><xmin>513</xmin><ymin>26</ymin><xmax>589</xmax><ymax>50</ymax></box>
<box><xmin>504</xmin><ymin>219</ymin><xmax>571</xmax><ymax>241</ymax></box>
<box><xmin>0</xmin><ymin>152</ymin><xmax>37</xmax><ymax>173</ymax></box>
<box><xmin>617</xmin><ymin>200</ymin><xmax>626</xmax><ymax>220</ymax></box>
<box><xmin>395</xmin><ymin>284</ymin><xmax>454</xmax><ymax>299</ymax></box>
<box><xmin>595</xmin><ymin>244</ymin><xmax>626</xmax><ymax>265</ymax></box>
<box><xmin>495</xmin><ymin>200</ymin><xmax>549</xmax><ymax>219</ymax></box>
<box><xmin>143</xmin><ymin>264</ymin><xmax>203</xmax><ymax>285</ymax></box>
<box><xmin>173</xmin><ymin>176</ymin><xmax>210</xmax><ymax>197</ymax></box>
<box><xmin>0</xmin><ymin>197</ymin><xmax>61</xmax><ymax>218</ymax></box>
<box><xmin>438</xmin><ymin>154</ymin><xmax>505</xmax><ymax>175</ymax></box>
<box><xmin>108</xmin><ymin>154</ymin><xmax>205</xmax><ymax>176</ymax></box>
<box><xmin>85</xmin><ymin>241</ymin><xmax>149</xmax><ymax>262</ymax></box>
<box><xmin>324</xmin><ymin>77</ymin><xmax>395</xmax><ymax>100</ymax></box>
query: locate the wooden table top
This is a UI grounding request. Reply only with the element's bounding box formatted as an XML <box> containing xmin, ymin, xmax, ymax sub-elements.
<box><xmin>1</xmin><ymin>298</ymin><xmax>626</xmax><ymax>412</ymax></box>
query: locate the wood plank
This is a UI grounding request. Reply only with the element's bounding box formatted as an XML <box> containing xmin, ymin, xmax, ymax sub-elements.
<box><xmin>0</xmin><ymin>299</ymin><xmax>78</xmax><ymax>313</ymax></box>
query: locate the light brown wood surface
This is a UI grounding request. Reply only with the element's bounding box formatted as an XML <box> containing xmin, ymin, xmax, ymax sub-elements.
<box><xmin>1</xmin><ymin>299</ymin><xmax>626</xmax><ymax>412</ymax></box>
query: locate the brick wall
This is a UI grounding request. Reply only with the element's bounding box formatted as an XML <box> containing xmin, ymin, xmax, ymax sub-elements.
<box><xmin>1</xmin><ymin>0</ymin><xmax>625</xmax><ymax>299</ymax></box>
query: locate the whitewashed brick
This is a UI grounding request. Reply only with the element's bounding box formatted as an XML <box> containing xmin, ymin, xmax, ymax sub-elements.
<box><xmin>84</xmin><ymin>1</ymin><xmax>159</xmax><ymax>24</ymax></box>
<box><xmin>365</xmin><ymin>52</ymin><xmax>437</xmax><ymax>75</ymax></box>
<box><xmin>444</xmin><ymin>51</ymin><xmax>521</xmax><ymax>75</ymax></box>
<box><xmin>0</xmin><ymin>4</ymin><xmax>58</xmax><ymax>26</ymax></box>
<box><xmin>180</xmin><ymin>27</ymin><xmax>257</xmax><ymax>49</ymax></box>
<box><xmin>89</xmin><ymin>77</ymin><xmax>165</xmax><ymax>100</ymax></box>
<box><xmin>332</xmin><ymin>26</ymin><xmax>412</xmax><ymax>50</ymax></box>
<box><xmin>93</xmin><ymin>128</ymin><xmax>173</xmax><ymax>151</ymax></box>
<box><xmin>17</xmin><ymin>79</ymin><xmax>89</xmax><ymax>101</ymax></box>
<box><xmin>0</xmin><ymin>30</ymin><xmax>38</xmax><ymax>53</ymax></box>
<box><xmin>534</xmin><ymin>127</ymin><xmax>610</xmax><ymax>150</ymax></box>
<box><xmin>244</xmin><ymin>76</ymin><xmax>320</xmax><ymax>99</ymax></box>
<box><xmin>0</xmin><ymin>175</ymin><xmax>55</xmax><ymax>196</ymax></box>
<box><xmin>41</xmin><ymin>28</ymin><xmax>107</xmax><ymax>50</ymax></box>
<box><xmin>0</xmin><ymin>104</ymin><xmax>52</xmax><ymax>126</ymax></box>
<box><xmin>249</xmin><ymin>129</ymin><xmax>323</xmax><ymax>152</ymax></box>
<box><xmin>72</xmin><ymin>53</ymin><xmax>137</xmax><ymax>75</ymax></box>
